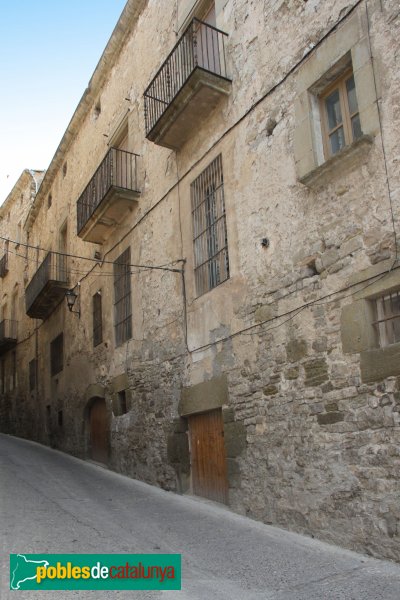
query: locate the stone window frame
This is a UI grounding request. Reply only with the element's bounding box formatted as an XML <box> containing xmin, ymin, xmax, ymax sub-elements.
<box><xmin>294</xmin><ymin>10</ymin><xmax>380</xmax><ymax>188</ymax></box>
<box><xmin>110</xmin><ymin>373</ymin><xmax>132</xmax><ymax>417</ymax></box>
<box><xmin>177</xmin><ymin>0</ymin><xmax>216</xmax><ymax>32</ymax></box>
<box><xmin>341</xmin><ymin>266</ymin><xmax>400</xmax><ymax>383</ymax></box>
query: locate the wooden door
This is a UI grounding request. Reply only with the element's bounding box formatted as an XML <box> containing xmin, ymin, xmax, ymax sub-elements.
<box><xmin>90</xmin><ymin>398</ymin><xmax>109</xmax><ymax>464</ymax></box>
<box><xmin>189</xmin><ymin>408</ymin><xmax>228</xmax><ymax>504</ymax></box>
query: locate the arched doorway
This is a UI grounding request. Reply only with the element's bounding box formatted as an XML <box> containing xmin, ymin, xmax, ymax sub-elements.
<box><xmin>88</xmin><ymin>397</ymin><xmax>109</xmax><ymax>464</ymax></box>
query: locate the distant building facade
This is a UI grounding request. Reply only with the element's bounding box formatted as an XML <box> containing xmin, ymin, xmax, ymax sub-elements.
<box><xmin>1</xmin><ymin>0</ymin><xmax>400</xmax><ymax>561</ymax></box>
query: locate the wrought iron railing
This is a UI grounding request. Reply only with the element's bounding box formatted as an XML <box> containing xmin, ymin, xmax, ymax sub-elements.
<box><xmin>77</xmin><ymin>147</ymin><xmax>139</xmax><ymax>235</ymax></box>
<box><xmin>25</xmin><ymin>252</ymin><xmax>68</xmax><ymax>311</ymax></box>
<box><xmin>144</xmin><ymin>18</ymin><xmax>229</xmax><ymax>136</ymax></box>
<box><xmin>0</xmin><ymin>319</ymin><xmax>17</xmax><ymax>342</ymax></box>
<box><xmin>0</xmin><ymin>253</ymin><xmax>8</xmax><ymax>278</ymax></box>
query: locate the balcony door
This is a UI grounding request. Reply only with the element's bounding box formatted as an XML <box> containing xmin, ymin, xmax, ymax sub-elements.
<box><xmin>197</xmin><ymin>4</ymin><xmax>220</xmax><ymax>74</ymax></box>
<box><xmin>113</xmin><ymin>127</ymin><xmax>133</xmax><ymax>191</ymax></box>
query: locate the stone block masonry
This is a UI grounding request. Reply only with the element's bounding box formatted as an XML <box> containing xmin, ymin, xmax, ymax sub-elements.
<box><xmin>1</xmin><ymin>0</ymin><xmax>400</xmax><ymax>565</ymax></box>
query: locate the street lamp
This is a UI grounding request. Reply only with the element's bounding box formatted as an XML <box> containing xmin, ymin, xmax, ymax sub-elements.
<box><xmin>65</xmin><ymin>288</ymin><xmax>80</xmax><ymax>318</ymax></box>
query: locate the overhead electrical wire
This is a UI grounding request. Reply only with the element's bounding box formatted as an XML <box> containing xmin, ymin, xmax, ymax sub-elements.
<box><xmin>3</xmin><ymin>0</ymin><xmax>398</xmax><ymax>365</ymax></box>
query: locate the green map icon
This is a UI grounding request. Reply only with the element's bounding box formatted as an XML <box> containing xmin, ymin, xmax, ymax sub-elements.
<box><xmin>10</xmin><ymin>554</ymin><xmax>49</xmax><ymax>590</ymax></box>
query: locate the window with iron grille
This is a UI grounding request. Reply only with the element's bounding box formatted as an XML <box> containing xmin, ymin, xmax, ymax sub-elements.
<box><xmin>29</xmin><ymin>358</ymin><xmax>37</xmax><ymax>391</ymax></box>
<box><xmin>191</xmin><ymin>155</ymin><xmax>229</xmax><ymax>296</ymax></box>
<box><xmin>113</xmin><ymin>248</ymin><xmax>132</xmax><ymax>346</ymax></box>
<box><xmin>93</xmin><ymin>292</ymin><xmax>103</xmax><ymax>347</ymax></box>
<box><xmin>373</xmin><ymin>290</ymin><xmax>400</xmax><ymax>347</ymax></box>
<box><xmin>50</xmin><ymin>333</ymin><xmax>64</xmax><ymax>376</ymax></box>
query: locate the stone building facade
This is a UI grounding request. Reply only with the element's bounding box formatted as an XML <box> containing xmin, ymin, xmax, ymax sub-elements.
<box><xmin>1</xmin><ymin>0</ymin><xmax>399</xmax><ymax>562</ymax></box>
<box><xmin>0</xmin><ymin>169</ymin><xmax>44</xmax><ymax>433</ymax></box>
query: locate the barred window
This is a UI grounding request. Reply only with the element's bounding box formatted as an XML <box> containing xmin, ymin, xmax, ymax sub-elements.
<box><xmin>29</xmin><ymin>358</ymin><xmax>37</xmax><ymax>391</ymax></box>
<box><xmin>191</xmin><ymin>155</ymin><xmax>229</xmax><ymax>296</ymax></box>
<box><xmin>373</xmin><ymin>290</ymin><xmax>400</xmax><ymax>347</ymax></box>
<box><xmin>93</xmin><ymin>292</ymin><xmax>103</xmax><ymax>347</ymax></box>
<box><xmin>113</xmin><ymin>248</ymin><xmax>132</xmax><ymax>346</ymax></box>
<box><xmin>50</xmin><ymin>333</ymin><xmax>64</xmax><ymax>376</ymax></box>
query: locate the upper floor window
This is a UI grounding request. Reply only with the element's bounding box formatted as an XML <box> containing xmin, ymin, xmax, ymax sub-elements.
<box><xmin>93</xmin><ymin>292</ymin><xmax>103</xmax><ymax>347</ymax></box>
<box><xmin>50</xmin><ymin>333</ymin><xmax>64</xmax><ymax>376</ymax></box>
<box><xmin>191</xmin><ymin>154</ymin><xmax>229</xmax><ymax>296</ymax></box>
<box><xmin>320</xmin><ymin>70</ymin><xmax>362</xmax><ymax>159</ymax></box>
<box><xmin>29</xmin><ymin>358</ymin><xmax>37</xmax><ymax>391</ymax></box>
<box><xmin>113</xmin><ymin>248</ymin><xmax>132</xmax><ymax>346</ymax></box>
<box><xmin>373</xmin><ymin>290</ymin><xmax>400</xmax><ymax>348</ymax></box>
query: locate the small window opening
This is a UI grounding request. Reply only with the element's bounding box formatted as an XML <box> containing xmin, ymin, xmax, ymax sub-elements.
<box><xmin>118</xmin><ymin>390</ymin><xmax>128</xmax><ymax>415</ymax></box>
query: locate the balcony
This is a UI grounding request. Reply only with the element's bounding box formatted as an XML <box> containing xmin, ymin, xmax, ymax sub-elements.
<box><xmin>0</xmin><ymin>253</ymin><xmax>8</xmax><ymax>278</ymax></box>
<box><xmin>0</xmin><ymin>320</ymin><xmax>17</xmax><ymax>355</ymax></box>
<box><xmin>25</xmin><ymin>252</ymin><xmax>69</xmax><ymax>320</ymax></box>
<box><xmin>144</xmin><ymin>18</ymin><xmax>231</xmax><ymax>149</ymax></box>
<box><xmin>77</xmin><ymin>148</ymin><xmax>140</xmax><ymax>244</ymax></box>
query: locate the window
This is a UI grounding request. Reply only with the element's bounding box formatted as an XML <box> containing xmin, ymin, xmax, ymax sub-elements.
<box><xmin>62</xmin><ymin>162</ymin><xmax>67</xmax><ymax>177</ymax></box>
<box><xmin>118</xmin><ymin>390</ymin><xmax>128</xmax><ymax>415</ymax></box>
<box><xmin>16</xmin><ymin>222</ymin><xmax>22</xmax><ymax>246</ymax></box>
<box><xmin>29</xmin><ymin>359</ymin><xmax>36</xmax><ymax>391</ymax></box>
<box><xmin>48</xmin><ymin>194</ymin><xmax>52</xmax><ymax>209</ymax></box>
<box><xmin>191</xmin><ymin>155</ymin><xmax>229</xmax><ymax>296</ymax></box>
<box><xmin>320</xmin><ymin>70</ymin><xmax>362</xmax><ymax>159</ymax></box>
<box><xmin>373</xmin><ymin>291</ymin><xmax>400</xmax><ymax>348</ymax></box>
<box><xmin>293</xmin><ymin>15</ymin><xmax>380</xmax><ymax>186</ymax></box>
<box><xmin>93</xmin><ymin>292</ymin><xmax>103</xmax><ymax>347</ymax></box>
<box><xmin>1</xmin><ymin>359</ymin><xmax>5</xmax><ymax>394</ymax></box>
<box><xmin>113</xmin><ymin>248</ymin><xmax>132</xmax><ymax>346</ymax></box>
<box><xmin>50</xmin><ymin>333</ymin><xmax>64</xmax><ymax>376</ymax></box>
<box><xmin>11</xmin><ymin>351</ymin><xmax>16</xmax><ymax>390</ymax></box>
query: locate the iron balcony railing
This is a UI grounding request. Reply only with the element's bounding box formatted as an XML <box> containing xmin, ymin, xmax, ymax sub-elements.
<box><xmin>0</xmin><ymin>319</ymin><xmax>17</xmax><ymax>343</ymax></box>
<box><xmin>0</xmin><ymin>253</ymin><xmax>8</xmax><ymax>278</ymax></box>
<box><xmin>25</xmin><ymin>251</ymin><xmax>68</xmax><ymax>312</ymax></box>
<box><xmin>144</xmin><ymin>18</ymin><xmax>229</xmax><ymax>136</ymax></box>
<box><xmin>77</xmin><ymin>147</ymin><xmax>139</xmax><ymax>235</ymax></box>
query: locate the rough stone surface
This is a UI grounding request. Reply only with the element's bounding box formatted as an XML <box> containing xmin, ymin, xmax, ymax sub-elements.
<box><xmin>0</xmin><ymin>0</ymin><xmax>400</xmax><ymax>565</ymax></box>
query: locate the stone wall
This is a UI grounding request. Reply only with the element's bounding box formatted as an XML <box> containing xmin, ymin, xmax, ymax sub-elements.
<box><xmin>1</xmin><ymin>0</ymin><xmax>399</xmax><ymax>562</ymax></box>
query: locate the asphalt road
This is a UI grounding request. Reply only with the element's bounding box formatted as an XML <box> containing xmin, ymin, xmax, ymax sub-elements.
<box><xmin>1</xmin><ymin>433</ymin><xmax>400</xmax><ymax>599</ymax></box>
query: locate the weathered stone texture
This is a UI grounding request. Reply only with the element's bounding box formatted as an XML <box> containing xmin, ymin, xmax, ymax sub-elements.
<box><xmin>1</xmin><ymin>0</ymin><xmax>400</xmax><ymax>565</ymax></box>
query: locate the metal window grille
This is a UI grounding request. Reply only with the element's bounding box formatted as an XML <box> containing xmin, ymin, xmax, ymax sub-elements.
<box><xmin>29</xmin><ymin>359</ymin><xmax>36</xmax><ymax>391</ymax></box>
<box><xmin>373</xmin><ymin>290</ymin><xmax>400</xmax><ymax>347</ymax></box>
<box><xmin>113</xmin><ymin>248</ymin><xmax>132</xmax><ymax>346</ymax></box>
<box><xmin>93</xmin><ymin>292</ymin><xmax>103</xmax><ymax>347</ymax></box>
<box><xmin>191</xmin><ymin>155</ymin><xmax>229</xmax><ymax>296</ymax></box>
<box><xmin>50</xmin><ymin>333</ymin><xmax>64</xmax><ymax>376</ymax></box>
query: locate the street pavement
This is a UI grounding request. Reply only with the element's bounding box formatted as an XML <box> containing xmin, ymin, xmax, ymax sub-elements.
<box><xmin>1</xmin><ymin>433</ymin><xmax>400</xmax><ymax>599</ymax></box>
